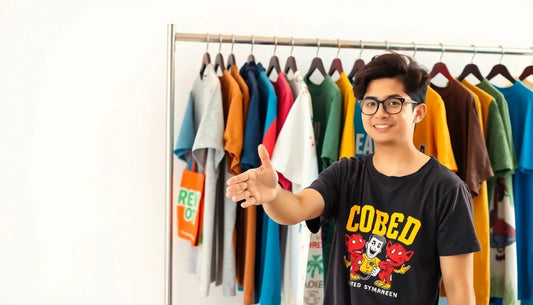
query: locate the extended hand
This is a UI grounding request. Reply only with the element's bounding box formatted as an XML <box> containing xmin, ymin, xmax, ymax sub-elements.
<box><xmin>226</xmin><ymin>144</ymin><xmax>279</xmax><ymax>208</ymax></box>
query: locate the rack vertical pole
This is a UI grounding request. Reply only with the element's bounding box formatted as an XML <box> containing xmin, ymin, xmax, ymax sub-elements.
<box><xmin>164</xmin><ymin>23</ymin><xmax>175</xmax><ymax>305</ymax></box>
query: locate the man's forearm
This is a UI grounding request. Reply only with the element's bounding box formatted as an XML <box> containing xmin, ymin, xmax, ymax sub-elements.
<box><xmin>262</xmin><ymin>185</ymin><xmax>308</xmax><ymax>225</ymax></box>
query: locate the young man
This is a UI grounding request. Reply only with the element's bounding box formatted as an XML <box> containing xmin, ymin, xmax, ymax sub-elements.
<box><xmin>226</xmin><ymin>53</ymin><xmax>480</xmax><ymax>305</ymax></box>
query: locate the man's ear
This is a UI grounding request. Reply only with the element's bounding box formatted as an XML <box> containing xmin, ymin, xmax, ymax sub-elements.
<box><xmin>413</xmin><ymin>103</ymin><xmax>427</xmax><ymax>123</ymax></box>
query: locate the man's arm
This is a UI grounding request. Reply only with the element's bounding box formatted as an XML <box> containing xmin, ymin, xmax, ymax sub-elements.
<box><xmin>439</xmin><ymin>253</ymin><xmax>475</xmax><ymax>305</ymax></box>
<box><xmin>226</xmin><ymin>144</ymin><xmax>325</xmax><ymax>225</ymax></box>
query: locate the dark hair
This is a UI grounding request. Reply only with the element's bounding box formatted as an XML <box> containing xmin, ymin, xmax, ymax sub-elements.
<box><xmin>353</xmin><ymin>52</ymin><xmax>429</xmax><ymax>103</ymax></box>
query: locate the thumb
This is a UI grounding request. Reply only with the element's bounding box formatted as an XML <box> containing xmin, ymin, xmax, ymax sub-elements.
<box><xmin>257</xmin><ymin>144</ymin><xmax>273</xmax><ymax>169</ymax></box>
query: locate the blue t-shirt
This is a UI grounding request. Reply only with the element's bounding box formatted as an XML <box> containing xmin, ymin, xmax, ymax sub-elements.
<box><xmin>174</xmin><ymin>92</ymin><xmax>195</xmax><ymax>165</ymax></box>
<box><xmin>240</xmin><ymin>62</ymin><xmax>282</xmax><ymax>305</ymax></box>
<box><xmin>494</xmin><ymin>81</ymin><xmax>533</xmax><ymax>302</ymax></box>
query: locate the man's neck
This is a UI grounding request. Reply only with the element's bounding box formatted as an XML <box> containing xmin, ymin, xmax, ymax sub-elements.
<box><xmin>372</xmin><ymin>143</ymin><xmax>430</xmax><ymax>177</ymax></box>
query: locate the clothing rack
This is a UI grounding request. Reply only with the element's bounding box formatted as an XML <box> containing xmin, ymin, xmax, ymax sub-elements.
<box><xmin>163</xmin><ymin>24</ymin><xmax>533</xmax><ymax>305</ymax></box>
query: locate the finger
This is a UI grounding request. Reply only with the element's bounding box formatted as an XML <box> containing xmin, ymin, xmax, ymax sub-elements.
<box><xmin>257</xmin><ymin>144</ymin><xmax>272</xmax><ymax>169</ymax></box>
<box><xmin>226</xmin><ymin>182</ymin><xmax>248</xmax><ymax>197</ymax></box>
<box><xmin>227</xmin><ymin>172</ymin><xmax>249</xmax><ymax>186</ymax></box>
<box><xmin>231</xmin><ymin>190</ymin><xmax>252</xmax><ymax>203</ymax></box>
<box><xmin>240</xmin><ymin>197</ymin><xmax>257</xmax><ymax>208</ymax></box>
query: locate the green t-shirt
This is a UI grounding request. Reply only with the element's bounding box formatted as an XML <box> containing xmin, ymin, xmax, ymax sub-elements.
<box><xmin>476</xmin><ymin>79</ymin><xmax>519</xmax><ymax>305</ymax></box>
<box><xmin>305</xmin><ymin>75</ymin><xmax>342</xmax><ymax>172</ymax></box>
<box><xmin>477</xmin><ymin>79</ymin><xmax>518</xmax><ymax>172</ymax></box>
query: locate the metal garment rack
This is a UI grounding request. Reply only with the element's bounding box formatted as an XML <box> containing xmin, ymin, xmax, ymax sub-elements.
<box><xmin>164</xmin><ymin>24</ymin><xmax>533</xmax><ymax>305</ymax></box>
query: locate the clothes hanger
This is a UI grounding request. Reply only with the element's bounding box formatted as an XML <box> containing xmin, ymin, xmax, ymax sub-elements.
<box><xmin>429</xmin><ymin>43</ymin><xmax>454</xmax><ymax>82</ymax></box>
<box><xmin>226</xmin><ymin>34</ymin><xmax>237</xmax><ymax>69</ymax></box>
<box><xmin>486</xmin><ymin>46</ymin><xmax>515</xmax><ymax>84</ymax></box>
<box><xmin>200</xmin><ymin>33</ymin><xmax>211</xmax><ymax>78</ymax></box>
<box><xmin>348</xmin><ymin>40</ymin><xmax>365</xmax><ymax>80</ymax></box>
<box><xmin>247</xmin><ymin>35</ymin><xmax>255</xmax><ymax>62</ymax></box>
<box><xmin>519</xmin><ymin>47</ymin><xmax>533</xmax><ymax>80</ymax></box>
<box><xmin>457</xmin><ymin>45</ymin><xmax>484</xmax><ymax>82</ymax></box>
<box><xmin>213</xmin><ymin>34</ymin><xmax>226</xmax><ymax>74</ymax></box>
<box><xmin>305</xmin><ymin>38</ymin><xmax>327</xmax><ymax>79</ymax></box>
<box><xmin>328</xmin><ymin>39</ymin><xmax>344</xmax><ymax>77</ymax></box>
<box><xmin>284</xmin><ymin>37</ymin><xmax>298</xmax><ymax>75</ymax></box>
<box><xmin>266</xmin><ymin>36</ymin><xmax>282</xmax><ymax>78</ymax></box>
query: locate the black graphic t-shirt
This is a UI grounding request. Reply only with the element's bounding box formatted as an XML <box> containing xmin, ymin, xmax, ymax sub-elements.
<box><xmin>307</xmin><ymin>154</ymin><xmax>480</xmax><ymax>305</ymax></box>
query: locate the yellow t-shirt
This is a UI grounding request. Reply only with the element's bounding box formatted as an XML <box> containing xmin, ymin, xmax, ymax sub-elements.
<box><xmin>413</xmin><ymin>86</ymin><xmax>457</xmax><ymax>171</ymax></box>
<box><xmin>459</xmin><ymin>82</ymin><xmax>492</xmax><ymax>305</ymax></box>
<box><xmin>336</xmin><ymin>72</ymin><xmax>356</xmax><ymax>159</ymax></box>
<box><xmin>521</xmin><ymin>78</ymin><xmax>533</xmax><ymax>90</ymax></box>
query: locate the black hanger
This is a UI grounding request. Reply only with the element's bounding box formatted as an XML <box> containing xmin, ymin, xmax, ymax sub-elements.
<box><xmin>486</xmin><ymin>64</ymin><xmax>516</xmax><ymax>84</ymax></box>
<box><xmin>266</xmin><ymin>37</ymin><xmax>282</xmax><ymax>78</ymax></box>
<box><xmin>305</xmin><ymin>39</ymin><xmax>327</xmax><ymax>79</ymax></box>
<box><xmin>247</xmin><ymin>35</ymin><xmax>255</xmax><ymax>62</ymax></box>
<box><xmin>213</xmin><ymin>35</ymin><xmax>226</xmax><ymax>74</ymax></box>
<box><xmin>348</xmin><ymin>40</ymin><xmax>366</xmax><ymax>80</ymax></box>
<box><xmin>458</xmin><ymin>63</ymin><xmax>484</xmax><ymax>82</ymax></box>
<box><xmin>226</xmin><ymin>34</ymin><xmax>237</xmax><ymax>69</ymax></box>
<box><xmin>429</xmin><ymin>43</ymin><xmax>454</xmax><ymax>82</ymax></box>
<box><xmin>328</xmin><ymin>40</ymin><xmax>344</xmax><ymax>77</ymax></box>
<box><xmin>284</xmin><ymin>56</ymin><xmax>298</xmax><ymax>74</ymax></box>
<box><xmin>519</xmin><ymin>65</ymin><xmax>533</xmax><ymax>81</ymax></box>
<box><xmin>284</xmin><ymin>37</ymin><xmax>298</xmax><ymax>75</ymax></box>
<box><xmin>199</xmin><ymin>34</ymin><xmax>211</xmax><ymax>78</ymax></box>
<box><xmin>486</xmin><ymin>46</ymin><xmax>515</xmax><ymax>84</ymax></box>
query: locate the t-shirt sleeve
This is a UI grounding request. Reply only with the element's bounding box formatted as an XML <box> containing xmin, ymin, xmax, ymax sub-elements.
<box><xmin>465</xmin><ymin>99</ymin><xmax>494</xmax><ymax>196</ymax></box>
<box><xmin>433</xmin><ymin>97</ymin><xmax>458</xmax><ymax>172</ymax></box>
<box><xmin>436</xmin><ymin>181</ymin><xmax>481</xmax><ymax>256</ymax></box>
<box><xmin>486</xmin><ymin>103</ymin><xmax>514</xmax><ymax>177</ymax></box>
<box><xmin>305</xmin><ymin>159</ymin><xmax>346</xmax><ymax>233</ymax></box>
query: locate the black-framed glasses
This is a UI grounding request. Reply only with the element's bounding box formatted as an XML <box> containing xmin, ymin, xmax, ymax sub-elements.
<box><xmin>358</xmin><ymin>97</ymin><xmax>419</xmax><ymax>115</ymax></box>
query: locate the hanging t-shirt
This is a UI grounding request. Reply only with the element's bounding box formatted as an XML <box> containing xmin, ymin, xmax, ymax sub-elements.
<box><xmin>493</xmin><ymin>81</ymin><xmax>533</xmax><ymax>303</ymax></box>
<box><xmin>304</xmin><ymin>74</ymin><xmax>342</xmax><ymax>304</ymax></box>
<box><xmin>304</xmin><ymin>75</ymin><xmax>342</xmax><ymax>171</ymax></box>
<box><xmin>307</xmin><ymin>155</ymin><xmax>480</xmax><ymax>305</ymax></box>
<box><xmin>256</xmin><ymin>65</ymin><xmax>283</xmax><ymax>305</ymax></box>
<box><xmin>239</xmin><ymin>61</ymin><xmax>262</xmax><ymax>305</ymax></box>
<box><xmin>430</xmin><ymin>80</ymin><xmax>493</xmax><ymax>196</ymax></box>
<box><xmin>218</xmin><ymin>69</ymin><xmax>245</xmax><ymax>296</ymax></box>
<box><xmin>461</xmin><ymin>80</ymin><xmax>501</xmax><ymax>305</ymax></box>
<box><xmin>229</xmin><ymin>64</ymin><xmax>250</xmax><ymax>290</ymax></box>
<box><xmin>413</xmin><ymin>86</ymin><xmax>457</xmax><ymax>172</ymax></box>
<box><xmin>271</xmin><ymin>71</ymin><xmax>318</xmax><ymax>305</ymax></box>
<box><xmin>272</xmin><ymin>72</ymin><xmax>295</xmax><ymax>190</ymax></box>
<box><xmin>353</xmin><ymin>100</ymin><xmax>374</xmax><ymax>157</ymax></box>
<box><xmin>337</xmin><ymin>72</ymin><xmax>357</xmax><ymax>159</ymax></box>
<box><xmin>476</xmin><ymin>79</ymin><xmax>518</xmax><ymax>305</ymax></box>
<box><xmin>174</xmin><ymin>64</ymin><xmax>225</xmax><ymax>296</ymax></box>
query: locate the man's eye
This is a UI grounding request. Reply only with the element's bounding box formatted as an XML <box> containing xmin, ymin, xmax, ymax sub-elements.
<box><xmin>365</xmin><ymin>101</ymin><xmax>377</xmax><ymax>107</ymax></box>
<box><xmin>387</xmin><ymin>100</ymin><xmax>401</xmax><ymax>107</ymax></box>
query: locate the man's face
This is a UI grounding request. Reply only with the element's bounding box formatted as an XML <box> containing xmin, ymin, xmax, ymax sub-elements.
<box><xmin>361</xmin><ymin>78</ymin><xmax>426</xmax><ymax>147</ymax></box>
<box><xmin>365</xmin><ymin>236</ymin><xmax>384</xmax><ymax>259</ymax></box>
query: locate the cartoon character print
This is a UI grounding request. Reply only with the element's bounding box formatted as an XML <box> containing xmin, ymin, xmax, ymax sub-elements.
<box><xmin>375</xmin><ymin>241</ymin><xmax>413</xmax><ymax>290</ymax></box>
<box><xmin>343</xmin><ymin>234</ymin><xmax>366</xmax><ymax>280</ymax></box>
<box><xmin>353</xmin><ymin>234</ymin><xmax>386</xmax><ymax>281</ymax></box>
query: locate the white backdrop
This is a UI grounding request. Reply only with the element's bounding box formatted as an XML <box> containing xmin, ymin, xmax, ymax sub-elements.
<box><xmin>1</xmin><ymin>0</ymin><xmax>532</xmax><ymax>304</ymax></box>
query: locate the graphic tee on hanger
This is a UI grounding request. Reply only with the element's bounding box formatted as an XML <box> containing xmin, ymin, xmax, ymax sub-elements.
<box><xmin>476</xmin><ymin>79</ymin><xmax>518</xmax><ymax>305</ymax></box>
<box><xmin>271</xmin><ymin>71</ymin><xmax>318</xmax><ymax>305</ymax></box>
<box><xmin>493</xmin><ymin>81</ymin><xmax>533</xmax><ymax>303</ymax></box>
<box><xmin>174</xmin><ymin>63</ymin><xmax>225</xmax><ymax>296</ymax></box>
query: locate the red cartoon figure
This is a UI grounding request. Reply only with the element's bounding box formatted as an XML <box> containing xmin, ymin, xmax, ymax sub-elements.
<box><xmin>375</xmin><ymin>241</ymin><xmax>413</xmax><ymax>290</ymax></box>
<box><xmin>343</xmin><ymin>233</ymin><xmax>366</xmax><ymax>280</ymax></box>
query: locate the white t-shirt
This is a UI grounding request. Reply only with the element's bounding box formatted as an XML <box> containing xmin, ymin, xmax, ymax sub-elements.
<box><xmin>271</xmin><ymin>71</ymin><xmax>318</xmax><ymax>305</ymax></box>
<box><xmin>191</xmin><ymin>64</ymin><xmax>225</xmax><ymax>296</ymax></box>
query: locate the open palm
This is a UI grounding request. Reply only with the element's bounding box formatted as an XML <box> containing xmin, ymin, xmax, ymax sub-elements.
<box><xmin>226</xmin><ymin>144</ymin><xmax>279</xmax><ymax>208</ymax></box>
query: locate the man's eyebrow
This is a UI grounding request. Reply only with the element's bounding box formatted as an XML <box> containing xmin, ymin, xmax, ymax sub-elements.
<box><xmin>363</xmin><ymin>94</ymin><xmax>403</xmax><ymax>99</ymax></box>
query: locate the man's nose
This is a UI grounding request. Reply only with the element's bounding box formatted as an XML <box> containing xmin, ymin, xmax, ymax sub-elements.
<box><xmin>374</xmin><ymin>102</ymin><xmax>390</xmax><ymax>118</ymax></box>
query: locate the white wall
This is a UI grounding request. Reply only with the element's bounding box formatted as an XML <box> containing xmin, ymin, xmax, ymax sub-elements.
<box><xmin>1</xmin><ymin>1</ymin><xmax>532</xmax><ymax>305</ymax></box>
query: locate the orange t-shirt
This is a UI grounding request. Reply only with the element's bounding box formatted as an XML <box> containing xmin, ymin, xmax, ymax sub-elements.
<box><xmin>413</xmin><ymin>86</ymin><xmax>457</xmax><ymax>171</ymax></box>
